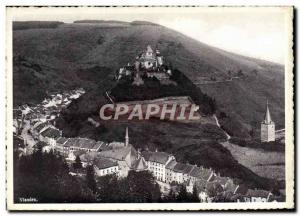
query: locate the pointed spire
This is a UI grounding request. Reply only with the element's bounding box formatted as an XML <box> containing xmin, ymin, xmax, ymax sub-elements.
<box><xmin>125</xmin><ymin>127</ymin><xmax>129</xmax><ymax>147</ymax></box>
<box><xmin>264</xmin><ymin>99</ymin><xmax>272</xmax><ymax>124</ymax></box>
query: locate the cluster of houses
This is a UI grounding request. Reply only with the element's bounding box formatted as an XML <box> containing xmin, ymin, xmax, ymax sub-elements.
<box><xmin>27</xmin><ymin>120</ymin><xmax>278</xmax><ymax>203</ymax></box>
<box><xmin>13</xmin><ymin>88</ymin><xmax>85</xmax><ymax>129</ymax></box>
<box><xmin>116</xmin><ymin>45</ymin><xmax>175</xmax><ymax>85</ymax></box>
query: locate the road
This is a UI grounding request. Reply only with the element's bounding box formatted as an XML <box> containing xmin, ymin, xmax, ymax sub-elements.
<box><xmin>20</xmin><ymin>120</ymin><xmax>37</xmax><ymax>154</ymax></box>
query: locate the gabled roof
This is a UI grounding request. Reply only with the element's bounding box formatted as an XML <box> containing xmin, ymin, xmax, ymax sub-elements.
<box><xmin>189</xmin><ymin>166</ymin><xmax>213</xmax><ymax>181</ymax></box>
<box><xmin>56</xmin><ymin>137</ymin><xmax>69</xmax><ymax>145</ymax></box>
<box><xmin>172</xmin><ymin>163</ymin><xmax>194</xmax><ymax>174</ymax></box>
<box><xmin>94</xmin><ymin>157</ymin><xmax>118</xmax><ymax>170</ymax></box>
<box><xmin>41</xmin><ymin>127</ymin><xmax>61</xmax><ymax>139</ymax></box>
<box><xmin>64</xmin><ymin>138</ymin><xmax>102</xmax><ymax>150</ymax></box>
<box><xmin>132</xmin><ymin>156</ymin><xmax>148</xmax><ymax>171</ymax></box>
<box><xmin>108</xmin><ymin>141</ymin><xmax>125</xmax><ymax>149</ymax></box>
<box><xmin>166</xmin><ymin>160</ymin><xmax>177</xmax><ymax>169</ymax></box>
<box><xmin>79</xmin><ymin>152</ymin><xmax>100</xmax><ymax>163</ymax></box>
<box><xmin>34</xmin><ymin>122</ymin><xmax>49</xmax><ymax>133</ymax></box>
<box><xmin>142</xmin><ymin>151</ymin><xmax>172</xmax><ymax>164</ymax></box>
<box><xmin>98</xmin><ymin>144</ymin><xmax>137</xmax><ymax>162</ymax></box>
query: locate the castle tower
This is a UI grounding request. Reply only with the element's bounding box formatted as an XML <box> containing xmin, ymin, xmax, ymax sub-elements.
<box><xmin>261</xmin><ymin>100</ymin><xmax>275</xmax><ymax>142</ymax></box>
<box><xmin>145</xmin><ymin>45</ymin><xmax>153</xmax><ymax>58</ymax></box>
<box><xmin>125</xmin><ymin>127</ymin><xmax>129</xmax><ymax>147</ymax></box>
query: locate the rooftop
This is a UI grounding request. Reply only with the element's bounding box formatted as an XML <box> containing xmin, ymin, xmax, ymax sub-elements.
<box><xmin>56</xmin><ymin>137</ymin><xmax>69</xmax><ymax>145</ymax></box>
<box><xmin>94</xmin><ymin>157</ymin><xmax>118</xmax><ymax>170</ymax></box>
<box><xmin>142</xmin><ymin>150</ymin><xmax>172</xmax><ymax>164</ymax></box>
<box><xmin>98</xmin><ymin>144</ymin><xmax>137</xmax><ymax>164</ymax></box>
<box><xmin>64</xmin><ymin>138</ymin><xmax>102</xmax><ymax>150</ymax></box>
<box><xmin>189</xmin><ymin>166</ymin><xmax>213</xmax><ymax>181</ymax></box>
<box><xmin>41</xmin><ymin>127</ymin><xmax>61</xmax><ymax>139</ymax></box>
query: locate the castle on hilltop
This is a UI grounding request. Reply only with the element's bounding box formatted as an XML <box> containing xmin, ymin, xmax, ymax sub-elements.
<box><xmin>116</xmin><ymin>45</ymin><xmax>173</xmax><ymax>85</ymax></box>
<box><xmin>261</xmin><ymin>100</ymin><xmax>275</xmax><ymax>142</ymax></box>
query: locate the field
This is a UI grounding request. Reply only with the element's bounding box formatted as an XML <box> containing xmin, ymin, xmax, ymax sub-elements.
<box><xmin>220</xmin><ymin>141</ymin><xmax>285</xmax><ymax>180</ymax></box>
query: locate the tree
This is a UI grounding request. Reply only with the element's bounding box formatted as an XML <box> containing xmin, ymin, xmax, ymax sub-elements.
<box><xmin>191</xmin><ymin>185</ymin><xmax>200</xmax><ymax>202</ymax></box>
<box><xmin>164</xmin><ymin>188</ymin><xmax>176</xmax><ymax>202</ymax></box>
<box><xmin>86</xmin><ymin>165</ymin><xmax>97</xmax><ymax>194</ymax></box>
<box><xmin>176</xmin><ymin>185</ymin><xmax>189</xmax><ymax>202</ymax></box>
<box><xmin>73</xmin><ymin>155</ymin><xmax>82</xmax><ymax>170</ymax></box>
<box><xmin>14</xmin><ymin>150</ymin><xmax>95</xmax><ymax>203</ymax></box>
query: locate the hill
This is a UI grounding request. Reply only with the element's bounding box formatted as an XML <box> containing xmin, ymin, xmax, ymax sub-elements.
<box><xmin>13</xmin><ymin>21</ymin><xmax>284</xmax><ymax>138</ymax></box>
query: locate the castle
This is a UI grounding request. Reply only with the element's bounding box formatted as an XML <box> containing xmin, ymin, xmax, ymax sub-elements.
<box><xmin>261</xmin><ymin>100</ymin><xmax>275</xmax><ymax>142</ymax></box>
<box><xmin>116</xmin><ymin>45</ymin><xmax>173</xmax><ymax>85</ymax></box>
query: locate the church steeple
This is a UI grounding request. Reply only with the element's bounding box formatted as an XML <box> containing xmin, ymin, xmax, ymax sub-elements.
<box><xmin>125</xmin><ymin>127</ymin><xmax>129</xmax><ymax>147</ymax></box>
<box><xmin>263</xmin><ymin>100</ymin><xmax>272</xmax><ymax>124</ymax></box>
<box><xmin>261</xmin><ymin>99</ymin><xmax>275</xmax><ymax>142</ymax></box>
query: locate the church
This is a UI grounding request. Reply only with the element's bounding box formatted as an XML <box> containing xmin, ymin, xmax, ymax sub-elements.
<box><xmin>261</xmin><ymin>100</ymin><xmax>275</xmax><ymax>142</ymax></box>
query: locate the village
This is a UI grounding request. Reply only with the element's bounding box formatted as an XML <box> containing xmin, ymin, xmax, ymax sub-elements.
<box><xmin>12</xmin><ymin>46</ymin><xmax>282</xmax><ymax>203</ymax></box>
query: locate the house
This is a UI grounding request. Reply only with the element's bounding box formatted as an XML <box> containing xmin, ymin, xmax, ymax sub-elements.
<box><xmin>98</xmin><ymin>144</ymin><xmax>137</xmax><ymax>177</ymax></box>
<box><xmin>79</xmin><ymin>152</ymin><xmax>100</xmax><ymax>167</ymax></box>
<box><xmin>167</xmin><ymin>162</ymin><xmax>194</xmax><ymax>184</ymax></box>
<box><xmin>67</xmin><ymin>150</ymin><xmax>86</xmax><ymax>161</ymax></box>
<box><xmin>165</xmin><ymin>160</ymin><xmax>177</xmax><ymax>183</ymax></box>
<box><xmin>55</xmin><ymin>137</ymin><xmax>69</xmax><ymax>155</ymax></box>
<box><xmin>142</xmin><ymin>150</ymin><xmax>175</xmax><ymax>182</ymax></box>
<box><xmin>63</xmin><ymin>138</ymin><xmax>103</xmax><ymax>154</ymax></box>
<box><xmin>93</xmin><ymin>157</ymin><xmax>119</xmax><ymax>177</ymax></box>
<box><xmin>39</xmin><ymin>127</ymin><xmax>61</xmax><ymax>146</ymax></box>
<box><xmin>31</xmin><ymin>122</ymin><xmax>51</xmax><ymax>138</ymax></box>
<box><xmin>244</xmin><ymin>189</ymin><xmax>273</xmax><ymax>202</ymax></box>
<box><xmin>189</xmin><ymin>166</ymin><xmax>215</xmax><ymax>185</ymax></box>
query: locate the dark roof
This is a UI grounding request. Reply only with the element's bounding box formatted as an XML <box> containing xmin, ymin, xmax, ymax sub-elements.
<box><xmin>41</xmin><ymin>127</ymin><xmax>61</xmax><ymax>139</ymax></box>
<box><xmin>57</xmin><ymin>137</ymin><xmax>69</xmax><ymax>145</ymax></box>
<box><xmin>189</xmin><ymin>166</ymin><xmax>213</xmax><ymax>180</ymax></box>
<box><xmin>64</xmin><ymin>138</ymin><xmax>102</xmax><ymax>150</ymax></box>
<box><xmin>34</xmin><ymin>122</ymin><xmax>49</xmax><ymax>133</ymax></box>
<box><xmin>173</xmin><ymin>163</ymin><xmax>194</xmax><ymax>174</ymax></box>
<box><xmin>80</xmin><ymin>152</ymin><xmax>100</xmax><ymax>162</ymax></box>
<box><xmin>94</xmin><ymin>157</ymin><xmax>118</xmax><ymax>169</ymax></box>
<box><xmin>34</xmin><ymin>141</ymin><xmax>47</xmax><ymax>149</ymax></box>
<box><xmin>194</xmin><ymin>179</ymin><xmax>208</xmax><ymax>192</ymax></box>
<box><xmin>142</xmin><ymin>151</ymin><xmax>172</xmax><ymax>164</ymax></box>
<box><xmin>98</xmin><ymin>145</ymin><xmax>137</xmax><ymax>162</ymax></box>
<box><xmin>73</xmin><ymin>150</ymin><xmax>86</xmax><ymax>157</ymax></box>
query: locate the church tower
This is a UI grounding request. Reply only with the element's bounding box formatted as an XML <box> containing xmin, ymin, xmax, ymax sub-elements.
<box><xmin>125</xmin><ymin>127</ymin><xmax>129</xmax><ymax>147</ymax></box>
<box><xmin>261</xmin><ymin>100</ymin><xmax>275</xmax><ymax>142</ymax></box>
